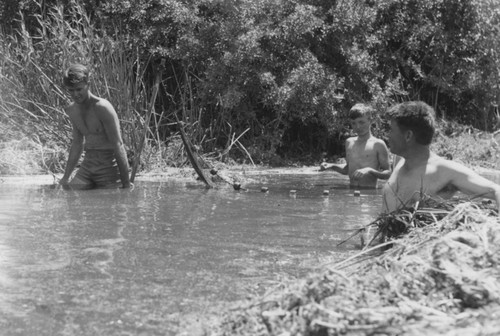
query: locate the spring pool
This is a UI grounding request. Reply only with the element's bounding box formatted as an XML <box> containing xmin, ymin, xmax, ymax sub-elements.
<box><xmin>0</xmin><ymin>171</ymin><xmax>383</xmax><ymax>335</ymax></box>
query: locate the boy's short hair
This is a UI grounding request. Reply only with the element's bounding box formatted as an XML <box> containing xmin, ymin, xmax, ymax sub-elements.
<box><xmin>63</xmin><ymin>64</ymin><xmax>90</xmax><ymax>87</ymax></box>
<box><xmin>349</xmin><ymin>103</ymin><xmax>373</xmax><ymax>120</ymax></box>
<box><xmin>388</xmin><ymin>101</ymin><xmax>436</xmax><ymax>145</ymax></box>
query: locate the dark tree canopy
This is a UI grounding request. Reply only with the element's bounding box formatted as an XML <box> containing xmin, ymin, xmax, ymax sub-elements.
<box><xmin>2</xmin><ymin>0</ymin><xmax>500</xmax><ymax>164</ymax></box>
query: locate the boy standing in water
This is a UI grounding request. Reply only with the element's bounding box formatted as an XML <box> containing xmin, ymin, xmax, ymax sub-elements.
<box><xmin>59</xmin><ymin>64</ymin><xmax>131</xmax><ymax>189</ymax></box>
<box><xmin>320</xmin><ymin>103</ymin><xmax>391</xmax><ymax>188</ymax></box>
<box><xmin>384</xmin><ymin>101</ymin><xmax>500</xmax><ymax>214</ymax></box>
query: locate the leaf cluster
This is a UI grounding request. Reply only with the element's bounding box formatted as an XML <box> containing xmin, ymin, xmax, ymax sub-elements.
<box><xmin>1</xmin><ymin>0</ymin><xmax>500</xmax><ymax>166</ymax></box>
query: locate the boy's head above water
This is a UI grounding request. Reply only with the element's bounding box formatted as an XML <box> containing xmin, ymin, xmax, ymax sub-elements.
<box><xmin>348</xmin><ymin>103</ymin><xmax>373</xmax><ymax>120</ymax></box>
<box><xmin>348</xmin><ymin>103</ymin><xmax>373</xmax><ymax>136</ymax></box>
<box><xmin>63</xmin><ymin>63</ymin><xmax>90</xmax><ymax>87</ymax></box>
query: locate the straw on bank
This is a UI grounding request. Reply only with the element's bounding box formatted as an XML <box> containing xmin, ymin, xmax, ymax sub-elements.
<box><xmin>210</xmin><ymin>200</ymin><xmax>500</xmax><ymax>336</ymax></box>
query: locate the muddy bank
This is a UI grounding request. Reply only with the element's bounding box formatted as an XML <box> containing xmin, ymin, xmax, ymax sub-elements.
<box><xmin>0</xmin><ymin>165</ymin><xmax>327</xmax><ymax>186</ymax></box>
<box><xmin>1</xmin><ymin>163</ymin><xmax>498</xmax><ymax>186</ymax></box>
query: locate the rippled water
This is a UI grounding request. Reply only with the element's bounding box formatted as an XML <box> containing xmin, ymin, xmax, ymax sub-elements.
<box><xmin>0</xmin><ymin>173</ymin><xmax>383</xmax><ymax>335</ymax></box>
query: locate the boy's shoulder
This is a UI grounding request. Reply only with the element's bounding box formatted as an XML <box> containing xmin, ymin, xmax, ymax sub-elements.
<box><xmin>65</xmin><ymin>103</ymin><xmax>79</xmax><ymax>117</ymax></box>
<box><xmin>369</xmin><ymin>135</ymin><xmax>388</xmax><ymax>146</ymax></box>
<box><xmin>95</xmin><ymin>96</ymin><xmax>112</xmax><ymax>106</ymax></box>
<box><xmin>345</xmin><ymin>136</ymin><xmax>357</xmax><ymax>144</ymax></box>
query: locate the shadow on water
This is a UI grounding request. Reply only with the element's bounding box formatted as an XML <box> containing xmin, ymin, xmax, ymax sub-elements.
<box><xmin>0</xmin><ymin>174</ymin><xmax>382</xmax><ymax>335</ymax></box>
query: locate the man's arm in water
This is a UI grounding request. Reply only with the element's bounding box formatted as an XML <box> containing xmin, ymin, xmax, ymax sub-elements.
<box><xmin>442</xmin><ymin>159</ymin><xmax>500</xmax><ymax>216</ymax></box>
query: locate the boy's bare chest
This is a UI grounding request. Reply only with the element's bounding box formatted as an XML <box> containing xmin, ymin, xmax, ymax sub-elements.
<box><xmin>347</xmin><ymin>141</ymin><xmax>377</xmax><ymax>163</ymax></box>
<box><xmin>73</xmin><ymin>110</ymin><xmax>104</xmax><ymax>135</ymax></box>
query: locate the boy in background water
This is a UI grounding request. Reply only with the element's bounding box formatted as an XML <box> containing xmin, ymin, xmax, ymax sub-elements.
<box><xmin>320</xmin><ymin>103</ymin><xmax>391</xmax><ymax>188</ymax></box>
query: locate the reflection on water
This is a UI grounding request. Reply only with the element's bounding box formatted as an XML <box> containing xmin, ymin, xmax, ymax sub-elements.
<box><xmin>0</xmin><ymin>174</ymin><xmax>382</xmax><ymax>335</ymax></box>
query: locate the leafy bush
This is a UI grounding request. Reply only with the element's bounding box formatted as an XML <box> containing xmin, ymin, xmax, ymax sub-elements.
<box><xmin>1</xmin><ymin>0</ymin><xmax>500</xmax><ymax>170</ymax></box>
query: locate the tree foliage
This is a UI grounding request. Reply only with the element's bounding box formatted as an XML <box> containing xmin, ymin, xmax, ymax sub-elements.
<box><xmin>1</xmin><ymin>0</ymin><xmax>500</xmax><ymax>166</ymax></box>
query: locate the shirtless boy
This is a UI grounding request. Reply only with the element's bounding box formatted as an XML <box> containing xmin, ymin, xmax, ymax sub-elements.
<box><xmin>383</xmin><ymin>101</ymin><xmax>500</xmax><ymax>214</ymax></box>
<box><xmin>320</xmin><ymin>103</ymin><xmax>391</xmax><ymax>188</ymax></box>
<box><xmin>59</xmin><ymin>64</ymin><xmax>131</xmax><ymax>189</ymax></box>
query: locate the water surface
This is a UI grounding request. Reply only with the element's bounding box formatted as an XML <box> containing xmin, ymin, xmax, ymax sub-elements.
<box><xmin>0</xmin><ymin>173</ymin><xmax>382</xmax><ymax>335</ymax></box>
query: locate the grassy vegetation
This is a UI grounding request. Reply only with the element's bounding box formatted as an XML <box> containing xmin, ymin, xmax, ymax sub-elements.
<box><xmin>1</xmin><ymin>118</ymin><xmax>498</xmax><ymax>176</ymax></box>
<box><xmin>432</xmin><ymin>121</ymin><xmax>500</xmax><ymax>170</ymax></box>
<box><xmin>0</xmin><ymin>0</ymin><xmax>176</xmax><ymax>176</ymax></box>
<box><xmin>207</xmin><ymin>201</ymin><xmax>500</xmax><ymax>336</ymax></box>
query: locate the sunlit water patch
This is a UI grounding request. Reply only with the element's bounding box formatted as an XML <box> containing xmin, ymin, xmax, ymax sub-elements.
<box><xmin>0</xmin><ymin>174</ymin><xmax>382</xmax><ymax>335</ymax></box>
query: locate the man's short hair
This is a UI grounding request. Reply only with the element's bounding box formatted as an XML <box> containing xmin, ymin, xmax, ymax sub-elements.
<box><xmin>388</xmin><ymin>101</ymin><xmax>436</xmax><ymax>145</ymax></box>
<box><xmin>63</xmin><ymin>64</ymin><xmax>90</xmax><ymax>87</ymax></box>
<box><xmin>349</xmin><ymin>103</ymin><xmax>373</xmax><ymax>120</ymax></box>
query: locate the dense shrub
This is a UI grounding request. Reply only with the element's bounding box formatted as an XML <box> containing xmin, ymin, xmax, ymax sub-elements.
<box><xmin>1</xmin><ymin>0</ymin><xmax>499</xmax><ymax>170</ymax></box>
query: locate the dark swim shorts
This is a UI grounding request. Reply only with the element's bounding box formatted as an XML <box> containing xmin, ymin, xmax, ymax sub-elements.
<box><xmin>71</xmin><ymin>149</ymin><xmax>120</xmax><ymax>188</ymax></box>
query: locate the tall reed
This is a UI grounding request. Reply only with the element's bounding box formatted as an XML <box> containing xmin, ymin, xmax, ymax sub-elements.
<box><xmin>0</xmin><ymin>0</ymin><xmax>164</xmax><ymax>174</ymax></box>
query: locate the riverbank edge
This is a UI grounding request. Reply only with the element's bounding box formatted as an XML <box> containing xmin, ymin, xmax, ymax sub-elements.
<box><xmin>1</xmin><ymin>164</ymin><xmax>498</xmax><ymax>185</ymax></box>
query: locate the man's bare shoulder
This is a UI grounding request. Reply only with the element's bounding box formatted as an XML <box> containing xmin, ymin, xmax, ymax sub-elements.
<box><xmin>94</xmin><ymin>98</ymin><xmax>118</xmax><ymax>119</ymax></box>
<box><xmin>94</xmin><ymin>97</ymin><xmax>114</xmax><ymax>111</ymax></box>
<box><xmin>435</xmin><ymin>154</ymin><xmax>472</xmax><ymax>170</ymax></box>
<box><xmin>65</xmin><ymin>103</ymin><xmax>80</xmax><ymax>119</ymax></box>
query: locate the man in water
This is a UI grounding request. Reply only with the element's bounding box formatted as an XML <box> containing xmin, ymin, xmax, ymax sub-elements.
<box><xmin>59</xmin><ymin>64</ymin><xmax>131</xmax><ymax>189</ymax></box>
<box><xmin>320</xmin><ymin>103</ymin><xmax>391</xmax><ymax>188</ymax></box>
<box><xmin>383</xmin><ymin>101</ymin><xmax>500</xmax><ymax>214</ymax></box>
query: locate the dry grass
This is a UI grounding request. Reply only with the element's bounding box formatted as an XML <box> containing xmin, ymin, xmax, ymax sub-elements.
<box><xmin>0</xmin><ymin>137</ymin><xmax>65</xmax><ymax>175</ymax></box>
<box><xmin>432</xmin><ymin>125</ymin><xmax>500</xmax><ymax>170</ymax></box>
<box><xmin>0</xmin><ymin>0</ymin><xmax>166</xmax><ymax>175</ymax></box>
<box><xmin>209</xmin><ymin>202</ymin><xmax>500</xmax><ymax>336</ymax></box>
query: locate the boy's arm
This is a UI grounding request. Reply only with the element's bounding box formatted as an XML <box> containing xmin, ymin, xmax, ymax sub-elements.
<box><xmin>351</xmin><ymin>140</ymin><xmax>391</xmax><ymax>180</ymax></box>
<box><xmin>98</xmin><ymin>101</ymin><xmax>131</xmax><ymax>188</ymax></box>
<box><xmin>319</xmin><ymin>140</ymin><xmax>349</xmax><ymax>175</ymax></box>
<box><xmin>327</xmin><ymin>163</ymin><xmax>349</xmax><ymax>175</ymax></box>
<box><xmin>372</xmin><ymin>141</ymin><xmax>391</xmax><ymax>179</ymax></box>
<box><xmin>446</xmin><ymin>161</ymin><xmax>500</xmax><ymax>215</ymax></box>
<box><xmin>320</xmin><ymin>162</ymin><xmax>348</xmax><ymax>174</ymax></box>
<box><xmin>60</xmin><ymin>124</ymin><xmax>84</xmax><ymax>184</ymax></box>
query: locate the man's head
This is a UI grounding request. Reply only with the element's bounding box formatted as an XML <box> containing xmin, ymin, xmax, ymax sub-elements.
<box><xmin>63</xmin><ymin>64</ymin><xmax>91</xmax><ymax>104</ymax></box>
<box><xmin>63</xmin><ymin>64</ymin><xmax>90</xmax><ymax>87</ymax></box>
<box><xmin>348</xmin><ymin>103</ymin><xmax>373</xmax><ymax>136</ymax></box>
<box><xmin>387</xmin><ymin>101</ymin><xmax>436</xmax><ymax>146</ymax></box>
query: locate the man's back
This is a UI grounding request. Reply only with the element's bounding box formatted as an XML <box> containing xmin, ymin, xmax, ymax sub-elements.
<box><xmin>384</xmin><ymin>100</ymin><xmax>500</xmax><ymax>215</ymax></box>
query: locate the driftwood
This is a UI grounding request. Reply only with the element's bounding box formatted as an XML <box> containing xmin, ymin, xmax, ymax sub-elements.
<box><xmin>176</xmin><ymin>120</ymin><xmax>214</xmax><ymax>189</ymax></box>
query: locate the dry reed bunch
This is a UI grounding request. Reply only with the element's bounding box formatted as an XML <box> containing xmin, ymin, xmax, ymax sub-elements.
<box><xmin>211</xmin><ymin>200</ymin><xmax>500</xmax><ymax>336</ymax></box>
